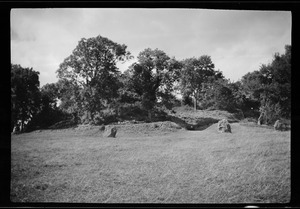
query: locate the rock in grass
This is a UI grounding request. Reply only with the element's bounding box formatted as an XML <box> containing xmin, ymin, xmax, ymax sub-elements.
<box><xmin>274</xmin><ymin>120</ymin><xmax>287</xmax><ymax>131</ymax></box>
<box><xmin>217</xmin><ymin>119</ymin><xmax>231</xmax><ymax>133</ymax></box>
<box><xmin>108</xmin><ymin>127</ymin><xmax>117</xmax><ymax>138</ymax></box>
<box><xmin>99</xmin><ymin>125</ymin><xmax>105</xmax><ymax>132</ymax></box>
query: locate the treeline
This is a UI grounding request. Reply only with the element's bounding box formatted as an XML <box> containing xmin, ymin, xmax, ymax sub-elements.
<box><xmin>11</xmin><ymin>35</ymin><xmax>291</xmax><ymax>132</ymax></box>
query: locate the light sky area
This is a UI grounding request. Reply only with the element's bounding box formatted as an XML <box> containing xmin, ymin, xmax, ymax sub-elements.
<box><xmin>11</xmin><ymin>8</ymin><xmax>291</xmax><ymax>87</ymax></box>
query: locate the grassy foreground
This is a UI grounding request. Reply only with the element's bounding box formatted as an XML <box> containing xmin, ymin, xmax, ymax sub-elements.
<box><xmin>11</xmin><ymin>122</ymin><xmax>290</xmax><ymax>203</ymax></box>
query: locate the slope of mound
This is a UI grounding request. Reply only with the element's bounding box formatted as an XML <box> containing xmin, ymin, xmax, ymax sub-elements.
<box><xmin>66</xmin><ymin>121</ymin><xmax>183</xmax><ymax>137</ymax></box>
<box><xmin>42</xmin><ymin>108</ymin><xmax>241</xmax><ymax>135</ymax></box>
<box><xmin>172</xmin><ymin>106</ymin><xmax>241</xmax><ymax>122</ymax></box>
<box><xmin>166</xmin><ymin>107</ymin><xmax>241</xmax><ymax>131</ymax></box>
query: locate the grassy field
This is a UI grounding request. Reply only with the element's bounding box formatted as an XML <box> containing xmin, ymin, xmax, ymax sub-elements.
<box><xmin>11</xmin><ymin>121</ymin><xmax>290</xmax><ymax>203</ymax></box>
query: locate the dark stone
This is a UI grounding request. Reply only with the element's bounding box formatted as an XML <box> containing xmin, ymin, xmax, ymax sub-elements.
<box><xmin>108</xmin><ymin>127</ymin><xmax>117</xmax><ymax>138</ymax></box>
<box><xmin>217</xmin><ymin>119</ymin><xmax>231</xmax><ymax>133</ymax></box>
<box><xmin>99</xmin><ymin>125</ymin><xmax>105</xmax><ymax>131</ymax></box>
<box><xmin>274</xmin><ymin>120</ymin><xmax>288</xmax><ymax>131</ymax></box>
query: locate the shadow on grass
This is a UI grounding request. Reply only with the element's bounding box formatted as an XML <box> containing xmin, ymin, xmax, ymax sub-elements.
<box><xmin>168</xmin><ymin>115</ymin><xmax>219</xmax><ymax>131</ymax></box>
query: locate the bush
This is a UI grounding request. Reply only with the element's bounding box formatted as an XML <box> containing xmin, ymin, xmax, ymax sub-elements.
<box><xmin>118</xmin><ymin>102</ymin><xmax>148</xmax><ymax>121</ymax></box>
<box><xmin>259</xmin><ymin>100</ymin><xmax>282</xmax><ymax>125</ymax></box>
<box><xmin>25</xmin><ymin>108</ymin><xmax>70</xmax><ymax>132</ymax></box>
<box><xmin>181</xmin><ymin>95</ymin><xmax>193</xmax><ymax>107</ymax></box>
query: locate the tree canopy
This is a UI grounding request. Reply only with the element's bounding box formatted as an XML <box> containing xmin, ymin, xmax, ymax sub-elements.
<box><xmin>11</xmin><ymin>64</ymin><xmax>40</xmax><ymax>131</ymax></box>
<box><xmin>11</xmin><ymin>33</ymin><xmax>291</xmax><ymax>131</ymax></box>
<box><xmin>240</xmin><ymin>45</ymin><xmax>291</xmax><ymax>123</ymax></box>
<box><xmin>56</xmin><ymin>35</ymin><xmax>132</xmax><ymax>123</ymax></box>
<box><xmin>179</xmin><ymin>56</ymin><xmax>223</xmax><ymax>110</ymax></box>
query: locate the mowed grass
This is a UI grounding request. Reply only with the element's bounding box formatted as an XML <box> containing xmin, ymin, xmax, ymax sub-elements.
<box><xmin>11</xmin><ymin>122</ymin><xmax>290</xmax><ymax>203</ymax></box>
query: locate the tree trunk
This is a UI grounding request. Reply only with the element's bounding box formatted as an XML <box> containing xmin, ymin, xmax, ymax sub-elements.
<box><xmin>90</xmin><ymin>110</ymin><xmax>94</xmax><ymax>121</ymax></box>
<box><xmin>21</xmin><ymin>120</ymin><xmax>24</xmax><ymax>132</ymax></box>
<box><xmin>194</xmin><ymin>96</ymin><xmax>197</xmax><ymax>111</ymax></box>
<box><xmin>148</xmin><ymin>110</ymin><xmax>152</xmax><ymax>122</ymax></box>
<box><xmin>257</xmin><ymin>112</ymin><xmax>264</xmax><ymax>125</ymax></box>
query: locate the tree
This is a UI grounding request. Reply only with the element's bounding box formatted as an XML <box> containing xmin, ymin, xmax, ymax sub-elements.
<box><xmin>180</xmin><ymin>56</ymin><xmax>223</xmax><ymax>110</ymax></box>
<box><xmin>40</xmin><ymin>83</ymin><xmax>59</xmax><ymax>110</ymax></box>
<box><xmin>240</xmin><ymin>45</ymin><xmax>291</xmax><ymax>124</ymax></box>
<box><xmin>25</xmin><ymin>83</ymin><xmax>69</xmax><ymax>131</ymax></box>
<box><xmin>11</xmin><ymin>64</ymin><xmax>40</xmax><ymax>132</ymax></box>
<box><xmin>127</xmin><ymin>48</ymin><xmax>182</xmax><ymax>120</ymax></box>
<box><xmin>56</xmin><ymin>35</ymin><xmax>132</xmax><ymax>123</ymax></box>
<box><xmin>55</xmin><ymin>78</ymin><xmax>81</xmax><ymax>122</ymax></box>
<box><xmin>129</xmin><ymin>62</ymin><xmax>160</xmax><ymax>120</ymax></box>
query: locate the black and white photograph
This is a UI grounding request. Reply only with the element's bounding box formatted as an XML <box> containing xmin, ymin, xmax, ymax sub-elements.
<box><xmin>10</xmin><ymin>7</ymin><xmax>291</xmax><ymax>204</ymax></box>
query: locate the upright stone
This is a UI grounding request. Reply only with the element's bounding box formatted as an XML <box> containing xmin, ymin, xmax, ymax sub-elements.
<box><xmin>99</xmin><ymin>125</ymin><xmax>105</xmax><ymax>132</ymax></box>
<box><xmin>217</xmin><ymin>119</ymin><xmax>231</xmax><ymax>133</ymax></box>
<box><xmin>108</xmin><ymin>127</ymin><xmax>117</xmax><ymax>137</ymax></box>
<box><xmin>274</xmin><ymin>120</ymin><xmax>286</xmax><ymax>131</ymax></box>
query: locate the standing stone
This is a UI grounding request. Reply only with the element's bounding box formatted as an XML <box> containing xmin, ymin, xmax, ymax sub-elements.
<box><xmin>274</xmin><ymin>120</ymin><xmax>286</xmax><ymax>131</ymax></box>
<box><xmin>99</xmin><ymin>125</ymin><xmax>105</xmax><ymax>132</ymax></box>
<box><xmin>108</xmin><ymin>127</ymin><xmax>117</xmax><ymax>138</ymax></box>
<box><xmin>217</xmin><ymin>119</ymin><xmax>231</xmax><ymax>133</ymax></box>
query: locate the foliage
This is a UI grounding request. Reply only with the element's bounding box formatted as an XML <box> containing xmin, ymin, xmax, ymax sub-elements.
<box><xmin>259</xmin><ymin>99</ymin><xmax>282</xmax><ymax>125</ymax></box>
<box><xmin>240</xmin><ymin>45</ymin><xmax>291</xmax><ymax>122</ymax></box>
<box><xmin>25</xmin><ymin>83</ymin><xmax>70</xmax><ymax>131</ymax></box>
<box><xmin>198</xmin><ymin>79</ymin><xmax>235</xmax><ymax>112</ymax></box>
<box><xmin>11</xmin><ymin>64</ymin><xmax>41</xmax><ymax>132</ymax></box>
<box><xmin>126</xmin><ymin>48</ymin><xmax>182</xmax><ymax>119</ymax></box>
<box><xmin>179</xmin><ymin>56</ymin><xmax>223</xmax><ymax>110</ymax></box>
<box><xmin>12</xmin><ymin>34</ymin><xmax>290</xmax><ymax>127</ymax></box>
<box><xmin>181</xmin><ymin>93</ymin><xmax>194</xmax><ymax>107</ymax></box>
<box><xmin>56</xmin><ymin>35</ymin><xmax>132</xmax><ymax>123</ymax></box>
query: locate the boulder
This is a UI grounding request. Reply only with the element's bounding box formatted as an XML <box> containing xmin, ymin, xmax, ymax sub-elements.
<box><xmin>108</xmin><ymin>127</ymin><xmax>117</xmax><ymax>138</ymax></box>
<box><xmin>274</xmin><ymin>120</ymin><xmax>287</xmax><ymax>131</ymax></box>
<box><xmin>99</xmin><ymin>125</ymin><xmax>105</xmax><ymax>132</ymax></box>
<box><xmin>217</xmin><ymin>119</ymin><xmax>231</xmax><ymax>133</ymax></box>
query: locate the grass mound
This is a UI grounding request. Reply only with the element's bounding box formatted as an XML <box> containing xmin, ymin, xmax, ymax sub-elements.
<box><xmin>48</xmin><ymin>120</ymin><xmax>77</xmax><ymax>129</ymax></box>
<box><xmin>64</xmin><ymin>121</ymin><xmax>183</xmax><ymax>137</ymax></box>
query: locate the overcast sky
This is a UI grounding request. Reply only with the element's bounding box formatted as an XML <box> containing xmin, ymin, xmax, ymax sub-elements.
<box><xmin>11</xmin><ymin>8</ymin><xmax>291</xmax><ymax>87</ymax></box>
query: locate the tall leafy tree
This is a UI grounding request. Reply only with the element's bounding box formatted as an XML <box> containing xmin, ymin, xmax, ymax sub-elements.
<box><xmin>56</xmin><ymin>35</ymin><xmax>132</xmax><ymax>122</ymax></box>
<box><xmin>25</xmin><ymin>83</ymin><xmax>68</xmax><ymax>131</ymax></box>
<box><xmin>128</xmin><ymin>48</ymin><xmax>182</xmax><ymax>120</ymax></box>
<box><xmin>11</xmin><ymin>64</ymin><xmax>40</xmax><ymax>132</ymax></box>
<box><xmin>180</xmin><ymin>56</ymin><xmax>223</xmax><ymax>110</ymax></box>
<box><xmin>240</xmin><ymin>45</ymin><xmax>291</xmax><ymax>123</ymax></box>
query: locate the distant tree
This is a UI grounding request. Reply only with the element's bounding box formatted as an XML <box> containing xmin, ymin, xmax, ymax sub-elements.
<box><xmin>127</xmin><ymin>48</ymin><xmax>182</xmax><ymax>120</ymax></box>
<box><xmin>11</xmin><ymin>64</ymin><xmax>40</xmax><ymax>132</ymax></box>
<box><xmin>117</xmin><ymin>69</ymin><xmax>141</xmax><ymax>104</ymax></box>
<box><xmin>55</xmin><ymin>78</ymin><xmax>81</xmax><ymax>122</ymax></box>
<box><xmin>129</xmin><ymin>62</ymin><xmax>160</xmax><ymax>121</ymax></box>
<box><xmin>240</xmin><ymin>45</ymin><xmax>291</xmax><ymax>124</ymax></box>
<box><xmin>228</xmin><ymin>81</ymin><xmax>260</xmax><ymax>118</ymax></box>
<box><xmin>180</xmin><ymin>56</ymin><xmax>223</xmax><ymax>110</ymax></box>
<box><xmin>25</xmin><ymin>83</ymin><xmax>69</xmax><ymax>131</ymax></box>
<box><xmin>158</xmin><ymin>57</ymin><xmax>182</xmax><ymax>109</ymax></box>
<box><xmin>56</xmin><ymin>35</ymin><xmax>132</xmax><ymax>123</ymax></box>
<box><xmin>40</xmin><ymin>83</ymin><xmax>59</xmax><ymax>110</ymax></box>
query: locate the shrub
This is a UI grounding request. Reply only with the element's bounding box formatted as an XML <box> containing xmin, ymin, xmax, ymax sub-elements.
<box><xmin>25</xmin><ymin>108</ymin><xmax>70</xmax><ymax>132</ymax></box>
<box><xmin>259</xmin><ymin>100</ymin><xmax>282</xmax><ymax>125</ymax></box>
